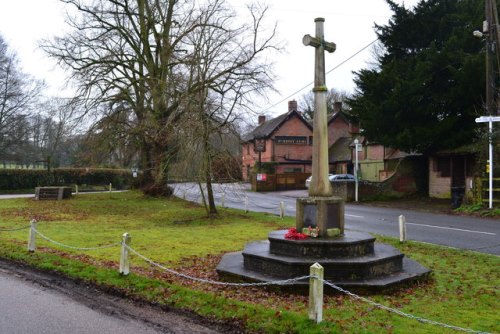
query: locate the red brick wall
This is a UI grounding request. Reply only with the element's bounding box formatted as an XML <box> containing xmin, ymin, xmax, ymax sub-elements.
<box><xmin>366</xmin><ymin>144</ymin><xmax>385</xmax><ymax>160</ymax></box>
<box><xmin>243</xmin><ymin>114</ymin><xmax>358</xmax><ymax>181</ymax></box>
<box><xmin>328</xmin><ymin>117</ymin><xmax>351</xmax><ymax>147</ymax></box>
<box><xmin>272</xmin><ymin>116</ymin><xmax>312</xmax><ymax>162</ymax></box>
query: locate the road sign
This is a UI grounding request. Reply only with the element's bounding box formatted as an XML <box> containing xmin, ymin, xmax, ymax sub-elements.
<box><xmin>475</xmin><ymin>116</ymin><xmax>500</xmax><ymax>123</ymax></box>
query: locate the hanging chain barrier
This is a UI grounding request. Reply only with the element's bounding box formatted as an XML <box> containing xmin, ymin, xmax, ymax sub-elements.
<box><xmin>124</xmin><ymin>244</ymin><xmax>490</xmax><ymax>334</ymax></box>
<box><xmin>0</xmin><ymin>190</ymin><xmax>490</xmax><ymax>334</ymax></box>
<box><xmin>31</xmin><ymin>227</ymin><xmax>122</xmax><ymax>251</ymax></box>
<box><xmin>0</xmin><ymin>225</ymin><xmax>31</xmax><ymax>232</ymax></box>
<box><xmin>124</xmin><ymin>244</ymin><xmax>310</xmax><ymax>287</ymax></box>
<box><xmin>321</xmin><ymin>279</ymin><xmax>491</xmax><ymax>334</ymax></box>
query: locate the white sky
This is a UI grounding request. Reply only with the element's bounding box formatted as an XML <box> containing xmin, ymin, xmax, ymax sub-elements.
<box><xmin>0</xmin><ymin>0</ymin><xmax>419</xmax><ymax>118</ymax></box>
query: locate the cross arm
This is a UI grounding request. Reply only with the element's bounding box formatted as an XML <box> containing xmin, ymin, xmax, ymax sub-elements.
<box><xmin>302</xmin><ymin>34</ymin><xmax>336</xmax><ymax>53</ymax></box>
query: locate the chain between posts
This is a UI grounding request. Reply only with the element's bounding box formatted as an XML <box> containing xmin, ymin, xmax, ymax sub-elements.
<box><xmin>119</xmin><ymin>246</ymin><xmax>491</xmax><ymax>334</ymax></box>
<box><xmin>0</xmin><ymin>225</ymin><xmax>31</xmax><ymax>232</ymax></box>
<box><xmin>32</xmin><ymin>227</ymin><xmax>122</xmax><ymax>251</ymax></box>
<box><xmin>124</xmin><ymin>244</ymin><xmax>310</xmax><ymax>287</ymax></box>
<box><xmin>321</xmin><ymin>279</ymin><xmax>491</xmax><ymax>334</ymax></box>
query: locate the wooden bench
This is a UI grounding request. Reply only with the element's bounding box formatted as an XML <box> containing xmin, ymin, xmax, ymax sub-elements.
<box><xmin>35</xmin><ymin>187</ymin><xmax>72</xmax><ymax>201</ymax></box>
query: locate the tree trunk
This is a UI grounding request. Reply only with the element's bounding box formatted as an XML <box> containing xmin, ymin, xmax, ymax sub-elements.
<box><xmin>205</xmin><ymin>167</ymin><xmax>217</xmax><ymax>215</ymax></box>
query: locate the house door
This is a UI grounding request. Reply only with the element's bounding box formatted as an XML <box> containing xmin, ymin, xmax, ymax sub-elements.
<box><xmin>451</xmin><ymin>156</ymin><xmax>466</xmax><ymax>187</ymax></box>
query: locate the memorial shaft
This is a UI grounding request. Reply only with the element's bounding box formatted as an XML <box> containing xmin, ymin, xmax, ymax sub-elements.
<box><xmin>303</xmin><ymin>18</ymin><xmax>336</xmax><ymax>197</ymax></box>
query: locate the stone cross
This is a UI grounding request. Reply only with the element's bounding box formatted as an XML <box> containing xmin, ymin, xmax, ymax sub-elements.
<box><xmin>303</xmin><ymin>18</ymin><xmax>336</xmax><ymax>197</ymax></box>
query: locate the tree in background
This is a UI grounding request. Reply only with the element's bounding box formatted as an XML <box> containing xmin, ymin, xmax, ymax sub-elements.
<box><xmin>348</xmin><ymin>0</ymin><xmax>485</xmax><ymax>155</ymax></box>
<box><xmin>42</xmin><ymin>0</ymin><xmax>278</xmax><ymax>195</ymax></box>
<box><xmin>298</xmin><ymin>88</ymin><xmax>351</xmax><ymax>120</ymax></box>
<box><xmin>0</xmin><ymin>34</ymin><xmax>43</xmax><ymax>164</ymax></box>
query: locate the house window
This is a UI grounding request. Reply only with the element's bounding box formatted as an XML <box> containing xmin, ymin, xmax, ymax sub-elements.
<box><xmin>275</xmin><ymin>136</ymin><xmax>308</xmax><ymax>145</ymax></box>
<box><xmin>284</xmin><ymin>167</ymin><xmax>303</xmax><ymax>173</ymax></box>
<box><xmin>309</xmin><ymin>136</ymin><xmax>313</xmax><ymax>145</ymax></box>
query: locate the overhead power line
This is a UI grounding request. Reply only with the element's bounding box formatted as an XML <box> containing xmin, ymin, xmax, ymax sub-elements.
<box><xmin>258</xmin><ymin>38</ymin><xmax>379</xmax><ymax>114</ymax></box>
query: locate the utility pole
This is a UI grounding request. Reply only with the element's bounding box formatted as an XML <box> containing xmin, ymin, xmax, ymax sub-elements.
<box><xmin>485</xmin><ymin>0</ymin><xmax>496</xmax><ymax>115</ymax></box>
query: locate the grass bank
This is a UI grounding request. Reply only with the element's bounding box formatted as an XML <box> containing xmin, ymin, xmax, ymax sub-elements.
<box><xmin>0</xmin><ymin>191</ymin><xmax>498</xmax><ymax>333</ymax></box>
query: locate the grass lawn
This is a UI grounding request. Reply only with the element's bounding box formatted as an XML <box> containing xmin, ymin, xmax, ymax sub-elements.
<box><xmin>0</xmin><ymin>191</ymin><xmax>498</xmax><ymax>333</ymax></box>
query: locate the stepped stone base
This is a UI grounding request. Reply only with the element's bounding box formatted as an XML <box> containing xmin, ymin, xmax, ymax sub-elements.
<box><xmin>216</xmin><ymin>230</ymin><xmax>431</xmax><ymax>291</ymax></box>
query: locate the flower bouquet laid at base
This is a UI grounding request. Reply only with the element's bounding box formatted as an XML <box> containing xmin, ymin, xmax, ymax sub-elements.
<box><xmin>284</xmin><ymin>228</ymin><xmax>308</xmax><ymax>240</ymax></box>
<box><xmin>302</xmin><ymin>226</ymin><xmax>320</xmax><ymax>238</ymax></box>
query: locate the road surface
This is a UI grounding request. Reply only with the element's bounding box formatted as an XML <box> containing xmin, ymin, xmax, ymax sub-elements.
<box><xmin>172</xmin><ymin>183</ymin><xmax>500</xmax><ymax>256</ymax></box>
<box><xmin>0</xmin><ymin>260</ymin><xmax>223</xmax><ymax>334</ymax></box>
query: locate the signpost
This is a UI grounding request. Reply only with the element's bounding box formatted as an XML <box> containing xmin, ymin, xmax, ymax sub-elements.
<box><xmin>354</xmin><ymin>139</ymin><xmax>362</xmax><ymax>202</ymax></box>
<box><xmin>475</xmin><ymin>115</ymin><xmax>500</xmax><ymax>208</ymax></box>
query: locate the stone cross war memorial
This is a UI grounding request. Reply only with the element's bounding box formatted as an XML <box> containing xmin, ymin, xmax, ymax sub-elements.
<box><xmin>217</xmin><ymin>18</ymin><xmax>431</xmax><ymax>292</ymax></box>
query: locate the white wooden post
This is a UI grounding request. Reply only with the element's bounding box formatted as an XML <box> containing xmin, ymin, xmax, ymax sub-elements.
<box><xmin>183</xmin><ymin>190</ymin><xmax>187</xmax><ymax>200</ymax></box>
<box><xmin>245</xmin><ymin>196</ymin><xmax>249</xmax><ymax>213</ymax></box>
<box><xmin>221</xmin><ymin>194</ymin><xmax>225</xmax><ymax>208</ymax></box>
<box><xmin>119</xmin><ymin>233</ymin><xmax>131</xmax><ymax>275</ymax></box>
<box><xmin>475</xmin><ymin>116</ymin><xmax>500</xmax><ymax>209</ymax></box>
<box><xmin>109</xmin><ymin>183</ymin><xmax>112</xmax><ymax>192</ymax></box>
<box><xmin>354</xmin><ymin>139</ymin><xmax>361</xmax><ymax>202</ymax></box>
<box><xmin>309</xmin><ymin>263</ymin><xmax>324</xmax><ymax>324</ymax></box>
<box><xmin>280</xmin><ymin>201</ymin><xmax>285</xmax><ymax>219</ymax></box>
<box><xmin>75</xmin><ymin>184</ymin><xmax>79</xmax><ymax>194</ymax></box>
<box><xmin>27</xmin><ymin>219</ymin><xmax>37</xmax><ymax>252</ymax></box>
<box><xmin>399</xmin><ymin>215</ymin><xmax>407</xmax><ymax>243</ymax></box>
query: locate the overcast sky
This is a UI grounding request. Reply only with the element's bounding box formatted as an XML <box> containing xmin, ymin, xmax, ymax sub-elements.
<box><xmin>0</xmin><ymin>0</ymin><xmax>419</xmax><ymax>118</ymax></box>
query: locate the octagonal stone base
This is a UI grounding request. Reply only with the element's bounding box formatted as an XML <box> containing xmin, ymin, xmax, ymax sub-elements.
<box><xmin>216</xmin><ymin>230</ymin><xmax>431</xmax><ymax>291</ymax></box>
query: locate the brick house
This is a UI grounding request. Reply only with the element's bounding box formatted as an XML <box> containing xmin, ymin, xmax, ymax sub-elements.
<box><xmin>352</xmin><ymin>137</ymin><xmax>418</xmax><ymax>182</ymax></box>
<box><xmin>428</xmin><ymin>149</ymin><xmax>476</xmax><ymax>200</ymax></box>
<box><xmin>242</xmin><ymin>100</ymin><xmax>422</xmax><ymax>195</ymax></box>
<box><xmin>328</xmin><ymin>102</ymin><xmax>359</xmax><ymax>174</ymax></box>
<box><xmin>241</xmin><ymin>101</ymin><xmax>361</xmax><ymax>181</ymax></box>
<box><xmin>241</xmin><ymin>101</ymin><xmax>313</xmax><ymax>181</ymax></box>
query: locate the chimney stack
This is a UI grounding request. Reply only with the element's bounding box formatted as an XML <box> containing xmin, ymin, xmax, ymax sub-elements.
<box><xmin>333</xmin><ymin>101</ymin><xmax>342</xmax><ymax>113</ymax></box>
<box><xmin>258</xmin><ymin>115</ymin><xmax>266</xmax><ymax>125</ymax></box>
<box><xmin>288</xmin><ymin>100</ymin><xmax>298</xmax><ymax>112</ymax></box>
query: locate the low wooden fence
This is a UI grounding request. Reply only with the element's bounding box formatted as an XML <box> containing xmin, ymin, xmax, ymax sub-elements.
<box><xmin>474</xmin><ymin>177</ymin><xmax>500</xmax><ymax>206</ymax></box>
<box><xmin>251</xmin><ymin>173</ymin><xmax>310</xmax><ymax>192</ymax></box>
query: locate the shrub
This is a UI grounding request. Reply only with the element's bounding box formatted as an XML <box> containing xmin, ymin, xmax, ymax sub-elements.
<box><xmin>0</xmin><ymin>168</ymin><xmax>135</xmax><ymax>191</ymax></box>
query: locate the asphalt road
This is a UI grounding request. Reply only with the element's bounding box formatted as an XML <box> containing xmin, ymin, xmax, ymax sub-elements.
<box><xmin>172</xmin><ymin>183</ymin><xmax>500</xmax><ymax>256</ymax></box>
<box><xmin>0</xmin><ymin>260</ymin><xmax>222</xmax><ymax>334</ymax></box>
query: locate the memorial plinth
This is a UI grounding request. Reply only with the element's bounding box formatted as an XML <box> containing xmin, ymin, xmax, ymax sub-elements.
<box><xmin>216</xmin><ymin>230</ymin><xmax>431</xmax><ymax>291</ymax></box>
<box><xmin>216</xmin><ymin>17</ymin><xmax>431</xmax><ymax>292</ymax></box>
<box><xmin>296</xmin><ymin>196</ymin><xmax>344</xmax><ymax>237</ymax></box>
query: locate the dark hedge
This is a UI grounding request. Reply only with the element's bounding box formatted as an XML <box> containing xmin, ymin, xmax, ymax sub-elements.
<box><xmin>0</xmin><ymin>168</ymin><xmax>135</xmax><ymax>191</ymax></box>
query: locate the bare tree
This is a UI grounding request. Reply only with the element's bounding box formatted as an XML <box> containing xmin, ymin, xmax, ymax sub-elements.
<box><xmin>173</xmin><ymin>3</ymin><xmax>276</xmax><ymax>214</ymax></box>
<box><xmin>0</xmin><ymin>34</ymin><xmax>43</xmax><ymax>164</ymax></box>
<box><xmin>298</xmin><ymin>88</ymin><xmax>351</xmax><ymax>120</ymax></box>
<box><xmin>42</xmin><ymin>0</ymin><xmax>278</xmax><ymax>196</ymax></box>
<box><xmin>29</xmin><ymin>98</ymin><xmax>80</xmax><ymax>168</ymax></box>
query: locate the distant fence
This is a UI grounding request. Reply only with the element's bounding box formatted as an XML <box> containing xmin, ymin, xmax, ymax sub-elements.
<box><xmin>251</xmin><ymin>172</ymin><xmax>310</xmax><ymax>192</ymax></box>
<box><xmin>474</xmin><ymin>177</ymin><xmax>500</xmax><ymax>206</ymax></box>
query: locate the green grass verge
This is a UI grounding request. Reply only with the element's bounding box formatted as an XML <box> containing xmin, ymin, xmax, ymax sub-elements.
<box><xmin>0</xmin><ymin>191</ymin><xmax>498</xmax><ymax>333</ymax></box>
<box><xmin>455</xmin><ymin>203</ymin><xmax>500</xmax><ymax>217</ymax></box>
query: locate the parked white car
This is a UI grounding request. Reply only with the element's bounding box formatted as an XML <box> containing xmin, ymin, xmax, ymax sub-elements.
<box><xmin>305</xmin><ymin>174</ymin><xmax>355</xmax><ymax>188</ymax></box>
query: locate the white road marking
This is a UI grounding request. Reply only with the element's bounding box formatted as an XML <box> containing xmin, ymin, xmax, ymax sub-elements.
<box><xmin>346</xmin><ymin>214</ymin><xmax>364</xmax><ymax>219</ymax></box>
<box><xmin>406</xmin><ymin>222</ymin><xmax>496</xmax><ymax>236</ymax></box>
